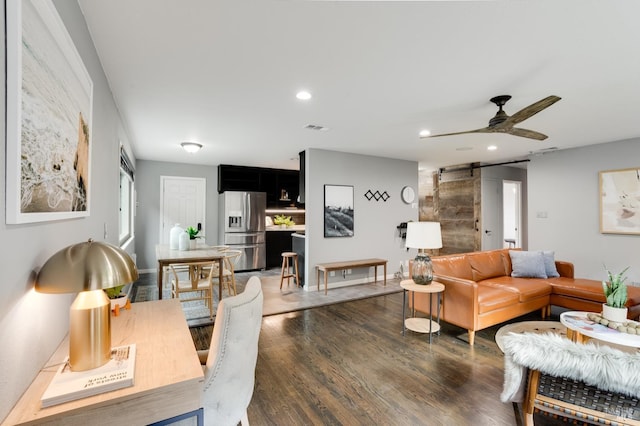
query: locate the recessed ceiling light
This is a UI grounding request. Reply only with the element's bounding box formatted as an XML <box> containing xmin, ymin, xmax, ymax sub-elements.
<box><xmin>296</xmin><ymin>91</ymin><xmax>312</xmax><ymax>100</ymax></box>
<box><xmin>419</xmin><ymin>129</ymin><xmax>431</xmax><ymax>137</ymax></box>
<box><xmin>487</xmin><ymin>145</ymin><xmax>498</xmax><ymax>151</ymax></box>
<box><xmin>181</xmin><ymin>142</ymin><xmax>203</xmax><ymax>153</ymax></box>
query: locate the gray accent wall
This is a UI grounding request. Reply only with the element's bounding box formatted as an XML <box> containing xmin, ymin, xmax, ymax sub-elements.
<box><xmin>305</xmin><ymin>149</ymin><xmax>419</xmax><ymax>290</ymax></box>
<box><xmin>528</xmin><ymin>138</ymin><xmax>640</xmax><ymax>284</ymax></box>
<box><xmin>134</xmin><ymin>160</ymin><xmax>219</xmax><ymax>271</ymax></box>
<box><xmin>0</xmin><ymin>1</ymin><xmax>134</xmax><ymax>421</ymax></box>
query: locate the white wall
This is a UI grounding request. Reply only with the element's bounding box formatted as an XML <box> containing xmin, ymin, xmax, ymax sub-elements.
<box><xmin>0</xmin><ymin>1</ymin><xmax>133</xmax><ymax>420</ymax></box>
<box><xmin>305</xmin><ymin>149</ymin><xmax>418</xmax><ymax>290</ymax></box>
<box><xmin>528</xmin><ymin>138</ymin><xmax>640</xmax><ymax>284</ymax></box>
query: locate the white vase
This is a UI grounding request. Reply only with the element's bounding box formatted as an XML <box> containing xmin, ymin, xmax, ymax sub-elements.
<box><xmin>602</xmin><ymin>303</ymin><xmax>628</xmax><ymax>323</ymax></box>
<box><xmin>179</xmin><ymin>232</ymin><xmax>189</xmax><ymax>250</ymax></box>
<box><xmin>170</xmin><ymin>224</ymin><xmax>183</xmax><ymax>250</ymax></box>
<box><xmin>189</xmin><ymin>239</ymin><xmax>197</xmax><ymax>249</ymax></box>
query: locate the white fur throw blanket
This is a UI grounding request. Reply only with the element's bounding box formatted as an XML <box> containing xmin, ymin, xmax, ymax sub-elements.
<box><xmin>501</xmin><ymin>332</ymin><xmax>640</xmax><ymax>403</ymax></box>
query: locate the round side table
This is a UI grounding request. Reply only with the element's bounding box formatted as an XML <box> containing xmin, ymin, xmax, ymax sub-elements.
<box><xmin>400</xmin><ymin>279</ymin><xmax>445</xmax><ymax>344</ymax></box>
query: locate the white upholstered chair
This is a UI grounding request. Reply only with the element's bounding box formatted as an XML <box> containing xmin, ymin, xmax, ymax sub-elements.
<box><xmin>198</xmin><ymin>276</ymin><xmax>263</xmax><ymax>426</ymax></box>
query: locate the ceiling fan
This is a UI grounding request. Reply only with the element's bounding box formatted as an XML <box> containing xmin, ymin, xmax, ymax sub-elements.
<box><xmin>422</xmin><ymin>95</ymin><xmax>561</xmax><ymax>141</ymax></box>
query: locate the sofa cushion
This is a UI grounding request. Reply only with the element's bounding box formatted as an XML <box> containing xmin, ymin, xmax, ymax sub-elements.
<box><xmin>477</xmin><ymin>285</ymin><xmax>521</xmax><ymax>314</ymax></box>
<box><xmin>542</xmin><ymin>251</ymin><xmax>560</xmax><ymax>278</ymax></box>
<box><xmin>432</xmin><ymin>254</ymin><xmax>473</xmax><ymax>281</ymax></box>
<box><xmin>509</xmin><ymin>250</ymin><xmax>547</xmax><ymax>278</ymax></box>
<box><xmin>468</xmin><ymin>250</ymin><xmax>509</xmax><ymax>281</ymax></box>
<box><xmin>480</xmin><ymin>276</ymin><xmax>552</xmax><ymax>303</ymax></box>
<box><xmin>547</xmin><ymin>277</ymin><xmax>640</xmax><ymax>306</ymax></box>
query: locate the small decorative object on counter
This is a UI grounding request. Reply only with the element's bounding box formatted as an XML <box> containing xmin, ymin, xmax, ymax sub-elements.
<box><xmin>273</xmin><ymin>214</ymin><xmax>295</xmax><ymax>228</ymax></box>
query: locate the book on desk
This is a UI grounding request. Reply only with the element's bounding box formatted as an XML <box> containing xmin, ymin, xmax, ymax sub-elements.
<box><xmin>41</xmin><ymin>344</ymin><xmax>136</xmax><ymax>408</ymax></box>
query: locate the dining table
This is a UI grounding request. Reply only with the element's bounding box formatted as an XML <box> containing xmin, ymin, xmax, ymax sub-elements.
<box><xmin>155</xmin><ymin>244</ymin><xmax>228</xmax><ymax>300</ymax></box>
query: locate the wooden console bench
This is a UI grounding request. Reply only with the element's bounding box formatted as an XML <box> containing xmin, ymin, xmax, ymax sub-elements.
<box><xmin>316</xmin><ymin>258</ymin><xmax>387</xmax><ymax>295</ymax></box>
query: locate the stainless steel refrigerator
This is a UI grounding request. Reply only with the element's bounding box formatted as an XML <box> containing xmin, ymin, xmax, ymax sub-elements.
<box><xmin>218</xmin><ymin>191</ymin><xmax>266</xmax><ymax>271</ymax></box>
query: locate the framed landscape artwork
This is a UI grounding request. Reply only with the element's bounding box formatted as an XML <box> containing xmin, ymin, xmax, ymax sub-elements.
<box><xmin>6</xmin><ymin>0</ymin><xmax>93</xmax><ymax>224</ymax></box>
<box><xmin>324</xmin><ymin>185</ymin><xmax>354</xmax><ymax>237</ymax></box>
<box><xmin>599</xmin><ymin>168</ymin><xmax>640</xmax><ymax>235</ymax></box>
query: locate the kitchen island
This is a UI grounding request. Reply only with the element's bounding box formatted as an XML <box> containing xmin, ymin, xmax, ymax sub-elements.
<box><xmin>265</xmin><ymin>225</ymin><xmax>305</xmax><ymax>268</ymax></box>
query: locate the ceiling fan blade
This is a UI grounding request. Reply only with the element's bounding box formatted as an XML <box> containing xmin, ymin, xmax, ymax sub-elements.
<box><xmin>420</xmin><ymin>128</ymin><xmax>490</xmax><ymax>139</ymax></box>
<box><xmin>507</xmin><ymin>95</ymin><xmax>561</xmax><ymax>125</ymax></box>
<box><xmin>507</xmin><ymin>127</ymin><xmax>548</xmax><ymax>140</ymax></box>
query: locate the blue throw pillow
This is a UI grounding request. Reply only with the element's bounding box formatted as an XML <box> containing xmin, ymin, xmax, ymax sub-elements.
<box><xmin>509</xmin><ymin>250</ymin><xmax>547</xmax><ymax>278</ymax></box>
<box><xmin>542</xmin><ymin>251</ymin><xmax>560</xmax><ymax>278</ymax></box>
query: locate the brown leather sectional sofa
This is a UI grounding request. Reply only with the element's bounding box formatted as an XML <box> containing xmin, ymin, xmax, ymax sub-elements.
<box><xmin>411</xmin><ymin>248</ymin><xmax>640</xmax><ymax>345</ymax></box>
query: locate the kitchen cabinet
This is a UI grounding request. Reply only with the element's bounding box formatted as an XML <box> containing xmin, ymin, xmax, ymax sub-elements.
<box><xmin>266</xmin><ymin>230</ymin><xmax>295</xmax><ymax>268</ymax></box>
<box><xmin>218</xmin><ymin>164</ymin><xmax>300</xmax><ymax>208</ymax></box>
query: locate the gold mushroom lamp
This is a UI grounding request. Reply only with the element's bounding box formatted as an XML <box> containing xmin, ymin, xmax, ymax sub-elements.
<box><xmin>36</xmin><ymin>239</ymin><xmax>138</xmax><ymax>371</ymax></box>
<box><xmin>405</xmin><ymin>221</ymin><xmax>443</xmax><ymax>285</ymax></box>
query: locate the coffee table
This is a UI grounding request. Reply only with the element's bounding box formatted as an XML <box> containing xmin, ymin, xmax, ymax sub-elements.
<box><xmin>560</xmin><ymin>311</ymin><xmax>640</xmax><ymax>348</ymax></box>
<box><xmin>400</xmin><ymin>279</ymin><xmax>444</xmax><ymax>344</ymax></box>
<box><xmin>495</xmin><ymin>321</ymin><xmax>566</xmax><ymax>352</ymax></box>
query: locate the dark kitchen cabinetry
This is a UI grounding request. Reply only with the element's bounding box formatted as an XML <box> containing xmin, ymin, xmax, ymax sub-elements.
<box><xmin>218</xmin><ymin>165</ymin><xmax>299</xmax><ymax>208</ymax></box>
<box><xmin>265</xmin><ymin>230</ymin><xmax>294</xmax><ymax>268</ymax></box>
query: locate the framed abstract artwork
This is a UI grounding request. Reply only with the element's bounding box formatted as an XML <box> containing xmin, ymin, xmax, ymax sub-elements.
<box><xmin>324</xmin><ymin>185</ymin><xmax>354</xmax><ymax>237</ymax></box>
<box><xmin>6</xmin><ymin>0</ymin><xmax>93</xmax><ymax>224</ymax></box>
<box><xmin>599</xmin><ymin>168</ymin><xmax>640</xmax><ymax>235</ymax></box>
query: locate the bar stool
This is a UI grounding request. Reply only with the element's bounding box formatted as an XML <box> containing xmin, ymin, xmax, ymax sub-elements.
<box><xmin>280</xmin><ymin>252</ymin><xmax>300</xmax><ymax>289</ymax></box>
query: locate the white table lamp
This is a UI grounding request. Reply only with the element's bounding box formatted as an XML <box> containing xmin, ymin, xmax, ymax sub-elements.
<box><xmin>405</xmin><ymin>222</ymin><xmax>442</xmax><ymax>285</ymax></box>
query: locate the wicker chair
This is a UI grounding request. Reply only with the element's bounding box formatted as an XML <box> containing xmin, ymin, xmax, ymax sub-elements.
<box><xmin>501</xmin><ymin>332</ymin><xmax>640</xmax><ymax>426</ymax></box>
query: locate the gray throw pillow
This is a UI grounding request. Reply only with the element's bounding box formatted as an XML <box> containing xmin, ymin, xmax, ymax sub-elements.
<box><xmin>542</xmin><ymin>251</ymin><xmax>560</xmax><ymax>278</ymax></box>
<box><xmin>509</xmin><ymin>250</ymin><xmax>547</xmax><ymax>278</ymax></box>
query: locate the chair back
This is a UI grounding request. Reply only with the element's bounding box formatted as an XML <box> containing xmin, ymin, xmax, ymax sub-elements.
<box><xmin>202</xmin><ymin>276</ymin><xmax>263</xmax><ymax>425</ymax></box>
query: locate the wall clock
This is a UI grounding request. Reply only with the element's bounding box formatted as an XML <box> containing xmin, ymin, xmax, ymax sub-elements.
<box><xmin>401</xmin><ymin>186</ymin><xmax>415</xmax><ymax>204</ymax></box>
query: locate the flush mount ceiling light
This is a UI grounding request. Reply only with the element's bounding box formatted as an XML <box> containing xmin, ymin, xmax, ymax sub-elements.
<box><xmin>487</xmin><ymin>145</ymin><xmax>498</xmax><ymax>151</ymax></box>
<box><xmin>296</xmin><ymin>90</ymin><xmax>312</xmax><ymax>100</ymax></box>
<box><xmin>181</xmin><ymin>142</ymin><xmax>203</xmax><ymax>153</ymax></box>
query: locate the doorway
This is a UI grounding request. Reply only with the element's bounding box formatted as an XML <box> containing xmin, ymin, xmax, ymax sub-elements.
<box><xmin>502</xmin><ymin>181</ymin><xmax>521</xmax><ymax>249</ymax></box>
<box><xmin>159</xmin><ymin>176</ymin><xmax>206</xmax><ymax>244</ymax></box>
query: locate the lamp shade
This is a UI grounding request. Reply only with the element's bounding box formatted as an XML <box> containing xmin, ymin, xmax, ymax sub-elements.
<box><xmin>36</xmin><ymin>239</ymin><xmax>138</xmax><ymax>294</ymax></box>
<box><xmin>405</xmin><ymin>221</ymin><xmax>442</xmax><ymax>250</ymax></box>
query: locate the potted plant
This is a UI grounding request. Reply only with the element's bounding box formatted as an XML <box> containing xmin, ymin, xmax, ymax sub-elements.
<box><xmin>273</xmin><ymin>215</ymin><xmax>294</xmax><ymax>229</ymax></box>
<box><xmin>186</xmin><ymin>226</ymin><xmax>200</xmax><ymax>249</ymax></box>
<box><xmin>105</xmin><ymin>284</ymin><xmax>129</xmax><ymax>313</ymax></box>
<box><xmin>602</xmin><ymin>266</ymin><xmax>630</xmax><ymax>322</ymax></box>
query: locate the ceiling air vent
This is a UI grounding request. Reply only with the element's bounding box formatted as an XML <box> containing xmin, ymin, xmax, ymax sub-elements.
<box><xmin>304</xmin><ymin>124</ymin><xmax>329</xmax><ymax>131</ymax></box>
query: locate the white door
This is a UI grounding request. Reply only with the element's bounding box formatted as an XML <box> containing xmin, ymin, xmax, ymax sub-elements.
<box><xmin>481</xmin><ymin>178</ymin><xmax>503</xmax><ymax>250</ymax></box>
<box><xmin>160</xmin><ymin>177</ymin><xmax>206</xmax><ymax>244</ymax></box>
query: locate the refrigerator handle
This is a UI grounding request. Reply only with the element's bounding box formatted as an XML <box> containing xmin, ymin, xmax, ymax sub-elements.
<box><xmin>246</xmin><ymin>192</ymin><xmax>251</xmax><ymax>229</ymax></box>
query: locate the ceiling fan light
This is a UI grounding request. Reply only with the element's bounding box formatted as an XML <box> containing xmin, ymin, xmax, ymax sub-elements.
<box><xmin>419</xmin><ymin>129</ymin><xmax>431</xmax><ymax>137</ymax></box>
<box><xmin>181</xmin><ymin>142</ymin><xmax>203</xmax><ymax>153</ymax></box>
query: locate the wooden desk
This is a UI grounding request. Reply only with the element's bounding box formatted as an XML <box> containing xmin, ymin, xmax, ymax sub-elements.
<box><xmin>316</xmin><ymin>258</ymin><xmax>387</xmax><ymax>295</ymax></box>
<box><xmin>156</xmin><ymin>244</ymin><xmax>226</xmax><ymax>300</ymax></box>
<box><xmin>3</xmin><ymin>299</ymin><xmax>204</xmax><ymax>425</ymax></box>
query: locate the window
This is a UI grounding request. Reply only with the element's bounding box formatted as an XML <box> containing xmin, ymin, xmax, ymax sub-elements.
<box><xmin>119</xmin><ymin>146</ymin><xmax>135</xmax><ymax>246</ymax></box>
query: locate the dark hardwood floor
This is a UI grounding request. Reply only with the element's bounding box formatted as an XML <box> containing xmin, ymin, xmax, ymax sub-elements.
<box><xmin>191</xmin><ymin>292</ymin><xmax>568</xmax><ymax>426</ymax></box>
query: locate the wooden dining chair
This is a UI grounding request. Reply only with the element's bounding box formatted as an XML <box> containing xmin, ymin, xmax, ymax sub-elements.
<box><xmin>211</xmin><ymin>250</ymin><xmax>242</xmax><ymax>297</ymax></box>
<box><xmin>169</xmin><ymin>261</ymin><xmax>217</xmax><ymax>319</ymax></box>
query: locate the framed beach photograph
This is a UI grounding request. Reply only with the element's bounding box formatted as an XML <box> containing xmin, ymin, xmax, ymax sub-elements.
<box><xmin>599</xmin><ymin>168</ymin><xmax>640</xmax><ymax>235</ymax></box>
<box><xmin>324</xmin><ymin>185</ymin><xmax>354</xmax><ymax>238</ymax></box>
<box><xmin>6</xmin><ymin>0</ymin><xmax>93</xmax><ymax>224</ymax></box>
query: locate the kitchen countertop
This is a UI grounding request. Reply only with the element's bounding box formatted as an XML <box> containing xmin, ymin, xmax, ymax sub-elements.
<box><xmin>266</xmin><ymin>225</ymin><xmax>305</xmax><ymax>232</ymax></box>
